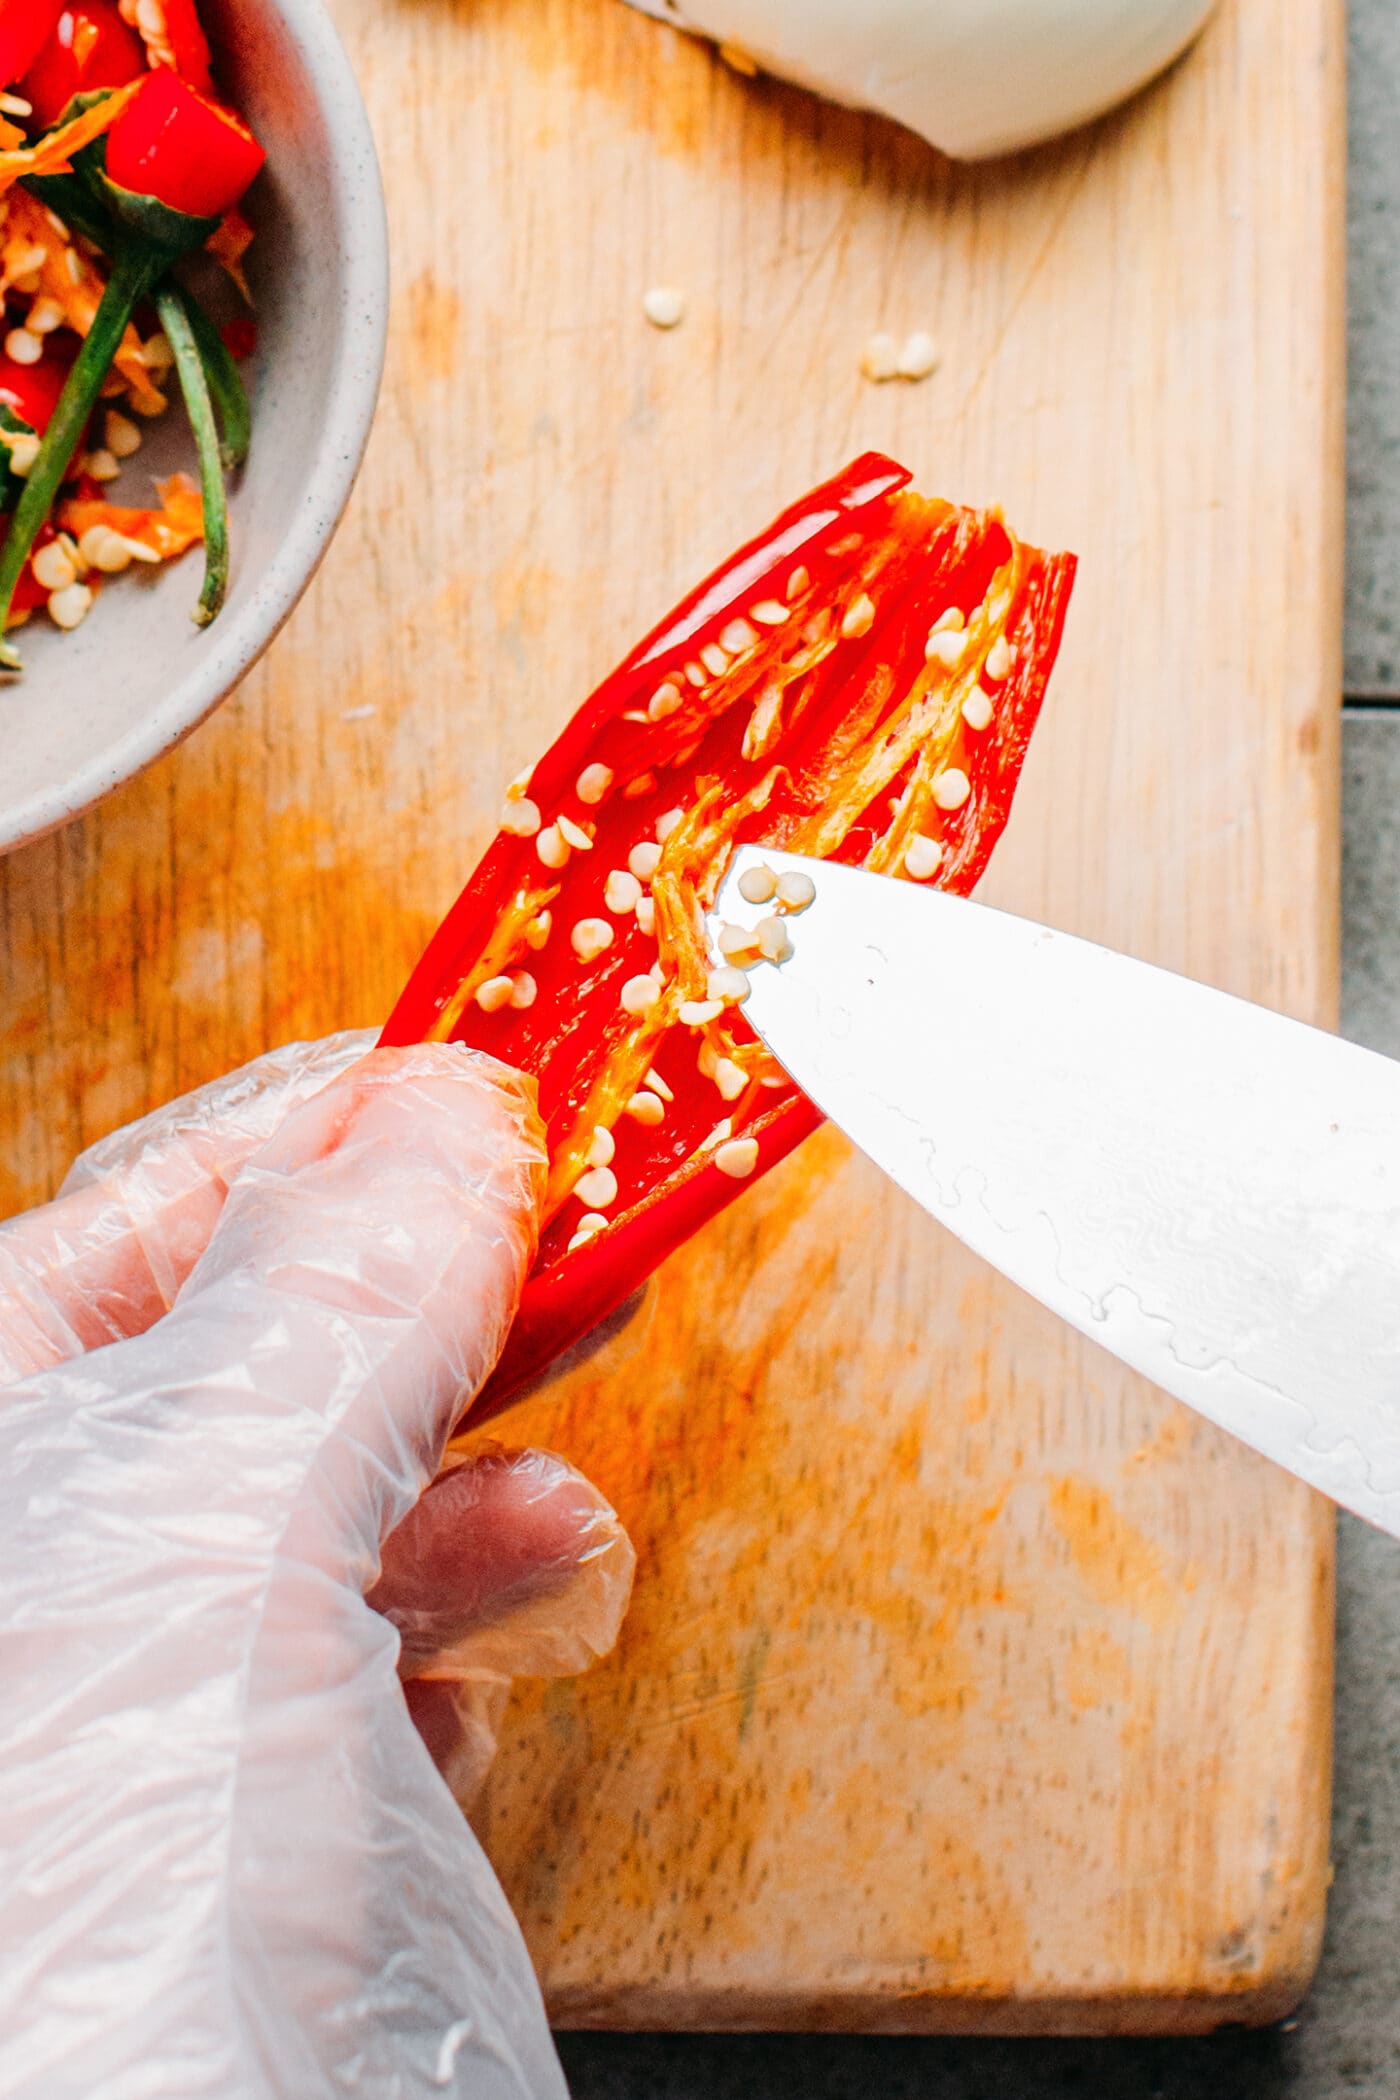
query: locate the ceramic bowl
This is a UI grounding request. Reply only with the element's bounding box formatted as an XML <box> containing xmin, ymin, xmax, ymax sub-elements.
<box><xmin>0</xmin><ymin>0</ymin><xmax>388</xmax><ymax>853</ymax></box>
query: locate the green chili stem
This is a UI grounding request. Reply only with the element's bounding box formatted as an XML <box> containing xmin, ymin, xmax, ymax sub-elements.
<box><xmin>0</xmin><ymin>243</ymin><xmax>162</xmax><ymax>671</ymax></box>
<box><xmin>172</xmin><ymin>288</ymin><xmax>251</xmax><ymax>471</ymax></box>
<box><xmin>155</xmin><ymin>282</ymin><xmax>228</xmax><ymax>628</ymax></box>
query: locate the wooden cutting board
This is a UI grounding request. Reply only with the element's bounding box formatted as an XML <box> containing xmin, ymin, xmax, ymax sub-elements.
<box><xmin>0</xmin><ymin>0</ymin><xmax>1342</xmax><ymax>2035</ymax></box>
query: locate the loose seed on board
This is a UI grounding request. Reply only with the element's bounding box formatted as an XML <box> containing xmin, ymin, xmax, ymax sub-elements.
<box><xmin>558</xmin><ymin>815</ymin><xmax>593</xmax><ymax>851</ymax></box>
<box><xmin>536</xmin><ymin>824</ymin><xmax>570</xmax><ymax>869</ymax></box>
<box><xmin>648</xmin><ymin>683</ymin><xmax>682</xmax><ymax>720</ymax></box>
<box><xmin>985</xmin><ymin>634</ymin><xmax>1014</xmax><ymax>681</ymax></box>
<box><xmin>47</xmin><ymin>582</ymin><xmax>93</xmax><ymax>630</ymax></box>
<box><xmin>961</xmin><ymin>687</ymin><xmax>994</xmax><ymax>732</ymax></box>
<box><xmin>500</xmin><ymin>796</ymin><xmax>542</xmax><ymax>836</ymax></box>
<box><xmin>605</xmin><ymin>868</ymin><xmax>643</xmax><ymax>914</ymax></box>
<box><xmin>679</xmin><ymin>998</ymin><xmax>724</xmax><ymax>1027</ymax></box>
<box><xmin>642</xmin><ymin>285</ymin><xmax>685</xmax><ymax>329</ymax></box>
<box><xmin>718</xmin><ymin>921</ymin><xmax>759</xmax><ymax>962</ymax></box>
<box><xmin>475</xmin><ymin>975</ymin><xmax>516</xmax><ymax>1013</ymax></box>
<box><xmin>905</xmin><ymin>835</ymin><xmax>943</xmax><ymax>881</ymax></box>
<box><xmin>933</xmin><ymin>767</ymin><xmax>972</xmax><ymax>811</ymax></box>
<box><xmin>587</xmin><ymin>1127</ymin><xmax>616</xmax><ymax>1169</ymax></box>
<box><xmin>524</xmin><ymin>910</ymin><xmax>553</xmax><ymax>951</ymax></box>
<box><xmin>85</xmin><ymin>448</ymin><xmax>120</xmax><ymax>482</ymax></box>
<box><xmin>860</xmin><ymin>332</ymin><xmax>900</xmax><ymax>382</ymax></box>
<box><xmin>571</xmin><ymin>917</ymin><xmax>614</xmax><ymax>963</ymax></box>
<box><xmin>575</xmin><ymin>1165</ymin><xmax>619</xmax><ymax>1209</ymax></box>
<box><xmin>576</xmin><ymin>762</ymin><xmax>613</xmax><ymax>805</ymax></box>
<box><xmin>775</xmin><ymin>870</ymin><xmax>816</xmax><ymax>912</ymax></box>
<box><xmin>738</xmin><ymin>862</ymin><xmax>778</xmax><ymax>905</ymax></box>
<box><xmin>629</xmin><ymin>840</ymin><xmax>662</xmax><ymax>881</ymax></box>
<box><xmin>635</xmin><ymin>895</ymin><xmax>656</xmax><ymax>935</ymax></box>
<box><xmin>715</xmin><ymin>1136</ymin><xmax>760</xmax><ymax>1179</ymax></box>
<box><xmin>509</xmin><ymin>971</ymin><xmax>538</xmax><ymax>1008</ymax></box>
<box><xmin>896</xmin><ymin>330</ymin><xmax>940</xmax><ymax>381</ymax></box>
<box><xmin>840</xmin><ymin>593</ymin><xmax>875</xmax><ymax>640</ymax></box>
<box><xmin>708</xmin><ymin>966</ymin><xmax>751</xmax><ymax>1004</ymax></box>
<box><xmin>626</xmin><ymin>1089</ymin><xmax>666</xmax><ymax>1127</ymax></box>
<box><xmin>926</xmin><ymin>627</ymin><xmax>968</xmax><ymax>668</ymax></box>
<box><xmin>620</xmin><ymin>974</ymin><xmax>661</xmax><ymax>1016</ymax></box>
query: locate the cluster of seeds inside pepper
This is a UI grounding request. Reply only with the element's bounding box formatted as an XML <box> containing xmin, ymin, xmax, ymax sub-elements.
<box><xmin>432</xmin><ymin>490</ymin><xmax>1043</xmax><ymax>1265</ymax></box>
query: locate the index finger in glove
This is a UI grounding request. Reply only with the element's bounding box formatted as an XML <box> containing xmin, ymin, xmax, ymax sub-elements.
<box><xmin>0</xmin><ymin>1032</ymin><xmax>374</xmax><ymax>1387</ymax></box>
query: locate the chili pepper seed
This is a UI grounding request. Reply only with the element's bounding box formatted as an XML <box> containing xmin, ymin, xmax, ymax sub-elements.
<box><xmin>475</xmin><ymin>975</ymin><xmax>516</xmax><ymax>1013</ymax></box>
<box><xmin>905</xmin><ymin>835</ymin><xmax>943</xmax><ymax>881</ymax></box>
<box><xmin>47</xmin><ymin>582</ymin><xmax>93</xmax><ymax>631</ymax></box>
<box><xmin>679</xmin><ymin>999</ymin><xmax>724</xmax><ymax>1027</ymax></box>
<box><xmin>629</xmin><ymin>841</ymin><xmax>662</xmax><ymax>881</ymax></box>
<box><xmin>775</xmin><ymin>870</ymin><xmax>816</xmax><ymax>912</ymax></box>
<box><xmin>896</xmin><ymin>331</ymin><xmax>941</xmax><ymax>381</ymax></box>
<box><xmin>5</xmin><ymin>328</ymin><xmax>41</xmax><ymax>366</ymax></box>
<box><xmin>787</xmin><ymin>566</ymin><xmax>810</xmax><ymax>599</ymax></box>
<box><xmin>933</xmin><ymin>768</ymin><xmax>972</xmax><ymax>812</ymax></box>
<box><xmin>642</xmin><ymin>286</ymin><xmax>685</xmax><ymax>329</ymax></box>
<box><xmin>501</xmin><ymin>796</ymin><xmax>542</xmax><ymax>836</ymax></box>
<box><xmin>605</xmin><ymin>869</ymin><xmax>643</xmax><ymax>914</ymax></box>
<box><xmin>750</xmin><ymin>600</ymin><xmax>789</xmax><ymax>627</ymax></box>
<box><xmin>961</xmin><ymin>687</ymin><xmax>994</xmax><ymax>731</ymax></box>
<box><xmin>715</xmin><ymin>1137</ymin><xmax>760</xmax><ymax>1179</ymax></box>
<box><xmin>756</xmin><ymin>916</ymin><xmax>792</xmax><ymax>963</ymax></box>
<box><xmin>708</xmin><ymin>966</ymin><xmax>751</xmax><ymax>1005</ymax></box>
<box><xmin>713</xmin><ymin>1057</ymin><xmax>748</xmax><ymax>1102</ymax></box>
<box><xmin>32</xmin><ymin>542</ymin><xmax>77</xmax><ymax>593</ymax></box>
<box><xmin>840</xmin><ymin>593</ymin><xmax>876</xmax><ymax>640</ymax></box>
<box><xmin>558</xmin><ymin>815</ymin><xmax>594</xmax><ymax>851</ymax></box>
<box><xmin>926</xmin><ymin>626</ymin><xmax>968</xmax><ymax>667</ymax></box>
<box><xmin>575</xmin><ymin>1166</ymin><xmax>619</xmax><ymax>1210</ymax></box>
<box><xmin>509</xmin><ymin>972</ymin><xmax>538</xmax><ymax>1009</ymax></box>
<box><xmin>700</xmin><ymin>641</ymin><xmax>729</xmax><ymax>678</ymax></box>
<box><xmin>576</xmin><ymin>763</ymin><xmax>613</xmax><ymax>804</ymax></box>
<box><xmin>620</xmin><ymin>975</ymin><xmax>661</xmax><ymax>1016</ymax></box>
<box><xmin>571</xmin><ymin>917</ymin><xmax>614</xmax><ymax>962</ymax></box>
<box><xmin>645</xmin><ymin>1066</ymin><xmax>674</xmax><ymax>1101</ymax></box>
<box><xmin>985</xmin><ymin>634</ymin><xmax>1014</xmax><ymax>681</ymax></box>
<box><xmin>587</xmin><ymin>1127</ymin><xmax>616</xmax><ymax>1168</ymax></box>
<box><xmin>536</xmin><ymin>824</ymin><xmax>570</xmax><ymax>869</ymax></box>
<box><xmin>648</xmin><ymin>684</ymin><xmax>682</xmax><ymax>720</ymax></box>
<box><xmin>626</xmin><ymin>1090</ymin><xmax>666</xmax><ymax>1127</ymax></box>
<box><xmin>635</xmin><ymin>895</ymin><xmax>656</xmax><ymax>935</ymax></box>
<box><xmin>860</xmin><ymin>332</ymin><xmax>900</xmax><ymax>382</ymax></box>
<box><xmin>655</xmin><ymin>808</ymin><xmax>684</xmax><ymax>844</ymax></box>
<box><xmin>525</xmin><ymin>910</ymin><xmax>553</xmax><ymax>951</ymax></box>
<box><xmin>738</xmin><ymin>863</ymin><xmax>778</xmax><ymax>905</ymax></box>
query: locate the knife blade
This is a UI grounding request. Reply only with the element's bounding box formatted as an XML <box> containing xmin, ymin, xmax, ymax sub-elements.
<box><xmin>711</xmin><ymin>847</ymin><xmax>1400</xmax><ymax>1535</ymax></box>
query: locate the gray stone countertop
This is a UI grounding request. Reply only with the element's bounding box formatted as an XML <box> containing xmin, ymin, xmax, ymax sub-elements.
<box><xmin>562</xmin><ymin>8</ymin><xmax>1400</xmax><ymax>2092</ymax></box>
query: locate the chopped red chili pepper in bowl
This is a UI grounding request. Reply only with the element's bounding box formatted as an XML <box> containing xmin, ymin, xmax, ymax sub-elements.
<box><xmin>0</xmin><ymin>0</ymin><xmax>264</xmax><ymax>665</ymax></box>
<box><xmin>383</xmin><ymin>454</ymin><xmax>1077</xmax><ymax>1417</ymax></box>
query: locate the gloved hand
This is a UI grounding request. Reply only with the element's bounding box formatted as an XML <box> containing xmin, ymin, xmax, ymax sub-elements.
<box><xmin>0</xmin><ymin>1033</ymin><xmax>634</xmax><ymax>2100</ymax></box>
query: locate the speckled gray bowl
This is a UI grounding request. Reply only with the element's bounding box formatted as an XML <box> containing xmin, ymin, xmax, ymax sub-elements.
<box><xmin>0</xmin><ymin>0</ymin><xmax>388</xmax><ymax>852</ymax></box>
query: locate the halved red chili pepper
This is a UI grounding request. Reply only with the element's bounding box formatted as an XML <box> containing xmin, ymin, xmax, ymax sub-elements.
<box><xmin>104</xmin><ymin>67</ymin><xmax>263</xmax><ymax>220</ymax></box>
<box><xmin>0</xmin><ymin>0</ymin><xmax>65</xmax><ymax>89</ymax></box>
<box><xmin>383</xmin><ymin>454</ymin><xmax>1077</xmax><ymax>1416</ymax></box>
<box><xmin>19</xmin><ymin>2</ymin><xmax>146</xmax><ymax>131</ymax></box>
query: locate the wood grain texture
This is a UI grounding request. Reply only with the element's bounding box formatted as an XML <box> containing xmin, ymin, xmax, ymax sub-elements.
<box><xmin>0</xmin><ymin>0</ymin><xmax>1343</xmax><ymax>2034</ymax></box>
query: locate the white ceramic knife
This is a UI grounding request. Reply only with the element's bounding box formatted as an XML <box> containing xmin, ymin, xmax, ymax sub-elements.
<box><xmin>710</xmin><ymin>846</ymin><xmax>1400</xmax><ymax>1536</ymax></box>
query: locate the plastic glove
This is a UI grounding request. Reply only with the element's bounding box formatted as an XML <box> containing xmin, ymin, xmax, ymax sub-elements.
<box><xmin>0</xmin><ymin>1035</ymin><xmax>635</xmax><ymax>2100</ymax></box>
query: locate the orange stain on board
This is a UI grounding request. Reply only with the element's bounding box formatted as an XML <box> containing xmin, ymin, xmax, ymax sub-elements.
<box><xmin>406</xmin><ymin>269</ymin><xmax>462</xmax><ymax>382</ymax></box>
<box><xmin>1045</xmin><ymin>1476</ymin><xmax>1192</xmax><ymax>1627</ymax></box>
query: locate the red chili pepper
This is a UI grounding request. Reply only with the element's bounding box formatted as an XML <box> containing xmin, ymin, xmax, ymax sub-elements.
<box><xmin>384</xmin><ymin>456</ymin><xmax>1077</xmax><ymax>1416</ymax></box>
<box><xmin>104</xmin><ymin>68</ymin><xmax>264</xmax><ymax>221</ymax></box>
<box><xmin>156</xmin><ymin>0</ymin><xmax>211</xmax><ymax>89</ymax></box>
<box><xmin>0</xmin><ymin>351</ymin><xmax>68</xmax><ymax>434</ymax></box>
<box><xmin>0</xmin><ymin>0</ymin><xmax>64</xmax><ymax>88</ymax></box>
<box><xmin>19</xmin><ymin>2</ymin><xmax>145</xmax><ymax>131</ymax></box>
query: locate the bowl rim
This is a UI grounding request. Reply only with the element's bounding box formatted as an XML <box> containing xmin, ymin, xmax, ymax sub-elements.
<box><xmin>0</xmin><ymin>0</ymin><xmax>389</xmax><ymax>856</ymax></box>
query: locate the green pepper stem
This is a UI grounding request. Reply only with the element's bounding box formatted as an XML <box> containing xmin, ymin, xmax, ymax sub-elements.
<box><xmin>155</xmin><ymin>282</ymin><xmax>229</xmax><ymax>628</ymax></box>
<box><xmin>0</xmin><ymin>243</ymin><xmax>162</xmax><ymax>671</ymax></box>
<box><xmin>171</xmin><ymin>287</ymin><xmax>251</xmax><ymax>472</ymax></box>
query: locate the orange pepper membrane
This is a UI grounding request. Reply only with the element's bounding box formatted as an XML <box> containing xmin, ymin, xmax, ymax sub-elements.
<box><xmin>389</xmin><ymin>467</ymin><xmax>1076</xmax><ymax>1318</ymax></box>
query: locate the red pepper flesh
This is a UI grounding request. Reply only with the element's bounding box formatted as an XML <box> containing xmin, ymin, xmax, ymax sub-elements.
<box><xmin>0</xmin><ymin>351</ymin><xmax>68</xmax><ymax>434</ymax></box>
<box><xmin>383</xmin><ymin>455</ymin><xmax>1077</xmax><ymax>1416</ymax></box>
<box><xmin>0</xmin><ymin>0</ymin><xmax>65</xmax><ymax>88</ymax></box>
<box><xmin>19</xmin><ymin>2</ymin><xmax>145</xmax><ymax>131</ymax></box>
<box><xmin>104</xmin><ymin>67</ymin><xmax>264</xmax><ymax>220</ymax></box>
<box><xmin>155</xmin><ymin>0</ymin><xmax>211</xmax><ymax>89</ymax></box>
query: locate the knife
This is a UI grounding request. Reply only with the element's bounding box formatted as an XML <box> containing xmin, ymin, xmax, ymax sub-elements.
<box><xmin>710</xmin><ymin>846</ymin><xmax>1400</xmax><ymax>1537</ymax></box>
